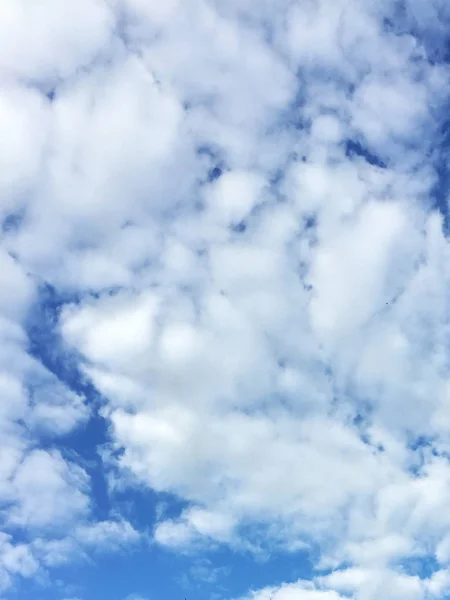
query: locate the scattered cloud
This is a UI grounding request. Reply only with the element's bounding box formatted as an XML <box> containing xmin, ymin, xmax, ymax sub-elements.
<box><xmin>2</xmin><ymin>0</ymin><xmax>450</xmax><ymax>599</ymax></box>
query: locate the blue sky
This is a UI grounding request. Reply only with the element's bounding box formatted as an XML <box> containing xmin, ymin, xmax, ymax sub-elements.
<box><xmin>3</xmin><ymin>1</ymin><xmax>450</xmax><ymax>600</ymax></box>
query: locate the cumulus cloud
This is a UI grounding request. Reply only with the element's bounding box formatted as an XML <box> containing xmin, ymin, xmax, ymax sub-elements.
<box><xmin>2</xmin><ymin>0</ymin><xmax>450</xmax><ymax>598</ymax></box>
<box><xmin>0</xmin><ymin>534</ymin><xmax>39</xmax><ymax>593</ymax></box>
<box><xmin>6</xmin><ymin>449</ymin><xmax>90</xmax><ymax>530</ymax></box>
<box><xmin>242</xmin><ymin>566</ymin><xmax>450</xmax><ymax>600</ymax></box>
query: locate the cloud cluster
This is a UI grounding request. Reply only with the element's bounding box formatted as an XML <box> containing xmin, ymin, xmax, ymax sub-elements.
<box><xmin>2</xmin><ymin>0</ymin><xmax>450</xmax><ymax>598</ymax></box>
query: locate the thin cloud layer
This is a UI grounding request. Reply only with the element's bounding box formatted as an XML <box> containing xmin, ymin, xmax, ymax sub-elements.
<box><xmin>2</xmin><ymin>0</ymin><xmax>450</xmax><ymax>599</ymax></box>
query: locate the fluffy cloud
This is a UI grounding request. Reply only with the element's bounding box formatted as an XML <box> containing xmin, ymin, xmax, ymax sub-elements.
<box><xmin>0</xmin><ymin>0</ymin><xmax>115</xmax><ymax>81</ymax></box>
<box><xmin>2</xmin><ymin>0</ymin><xmax>450</xmax><ymax>598</ymax></box>
<box><xmin>0</xmin><ymin>534</ymin><xmax>39</xmax><ymax>593</ymax></box>
<box><xmin>243</xmin><ymin>566</ymin><xmax>450</xmax><ymax>600</ymax></box>
<box><xmin>6</xmin><ymin>449</ymin><xmax>89</xmax><ymax>530</ymax></box>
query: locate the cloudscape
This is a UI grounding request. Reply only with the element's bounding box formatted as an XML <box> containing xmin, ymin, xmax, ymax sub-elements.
<box><xmin>2</xmin><ymin>1</ymin><xmax>450</xmax><ymax>600</ymax></box>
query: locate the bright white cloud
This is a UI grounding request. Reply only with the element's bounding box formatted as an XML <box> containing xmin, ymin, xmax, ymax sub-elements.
<box><xmin>0</xmin><ymin>0</ymin><xmax>115</xmax><ymax>81</ymax></box>
<box><xmin>7</xmin><ymin>449</ymin><xmax>90</xmax><ymax>530</ymax></box>
<box><xmin>2</xmin><ymin>0</ymin><xmax>450</xmax><ymax>598</ymax></box>
<box><xmin>0</xmin><ymin>533</ymin><xmax>39</xmax><ymax>593</ymax></box>
<box><xmin>74</xmin><ymin>519</ymin><xmax>140</xmax><ymax>549</ymax></box>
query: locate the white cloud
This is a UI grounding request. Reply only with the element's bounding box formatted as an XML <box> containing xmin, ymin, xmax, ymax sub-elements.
<box><xmin>30</xmin><ymin>518</ymin><xmax>140</xmax><ymax>568</ymax></box>
<box><xmin>0</xmin><ymin>0</ymin><xmax>115</xmax><ymax>81</ymax></box>
<box><xmin>0</xmin><ymin>534</ymin><xmax>39</xmax><ymax>592</ymax></box>
<box><xmin>74</xmin><ymin>519</ymin><xmax>140</xmax><ymax>549</ymax></box>
<box><xmin>319</xmin><ymin>568</ymin><xmax>425</xmax><ymax>600</ymax></box>
<box><xmin>308</xmin><ymin>200</ymin><xmax>418</xmax><ymax>348</ymax></box>
<box><xmin>244</xmin><ymin>566</ymin><xmax>446</xmax><ymax>600</ymax></box>
<box><xmin>26</xmin><ymin>389</ymin><xmax>88</xmax><ymax>437</ymax></box>
<box><xmin>0</xmin><ymin>250</ymin><xmax>34</xmax><ymax>320</ymax></box>
<box><xmin>50</xmin><ymin>0</ymin><xmax>450</xmax><ymax>577</ymax></box>
<box><xmin>242</xmin><ymin>580</ymin><xmax>344</xmax><ymax>600</ymax></box>
<box><xmin>2</xmin><ymin>0</ymin><xmax>450</xmax><ymax>597</ymax></box>
<box><xmin>206</xmin><ymin>170</ymin><xmax>266</xmax><ymax>225</ymax></box>
<box><xmin>7</xmin><ymin>449</ymin><xmax>90</xmax><ymax>531</ymax></box>
<box><xmin>154</xmin><ymin>507</ymin><xmax>236</xmax><ymax>548</ymax></box>
<box><xmin>61</xmin><ymin>291</ymin><xmax>160</xmax><ymax>369</ymax></box>
<box><xmin>0</xmin><ymin>83</ymin><xmax>49</xmax><ymax>214</ymax></box>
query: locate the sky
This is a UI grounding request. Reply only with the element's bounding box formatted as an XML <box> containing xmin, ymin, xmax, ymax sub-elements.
<box><xmin>3</xmin><ymin>0</ymin><xmax>450</xmax><ymax>599</ymax></box>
